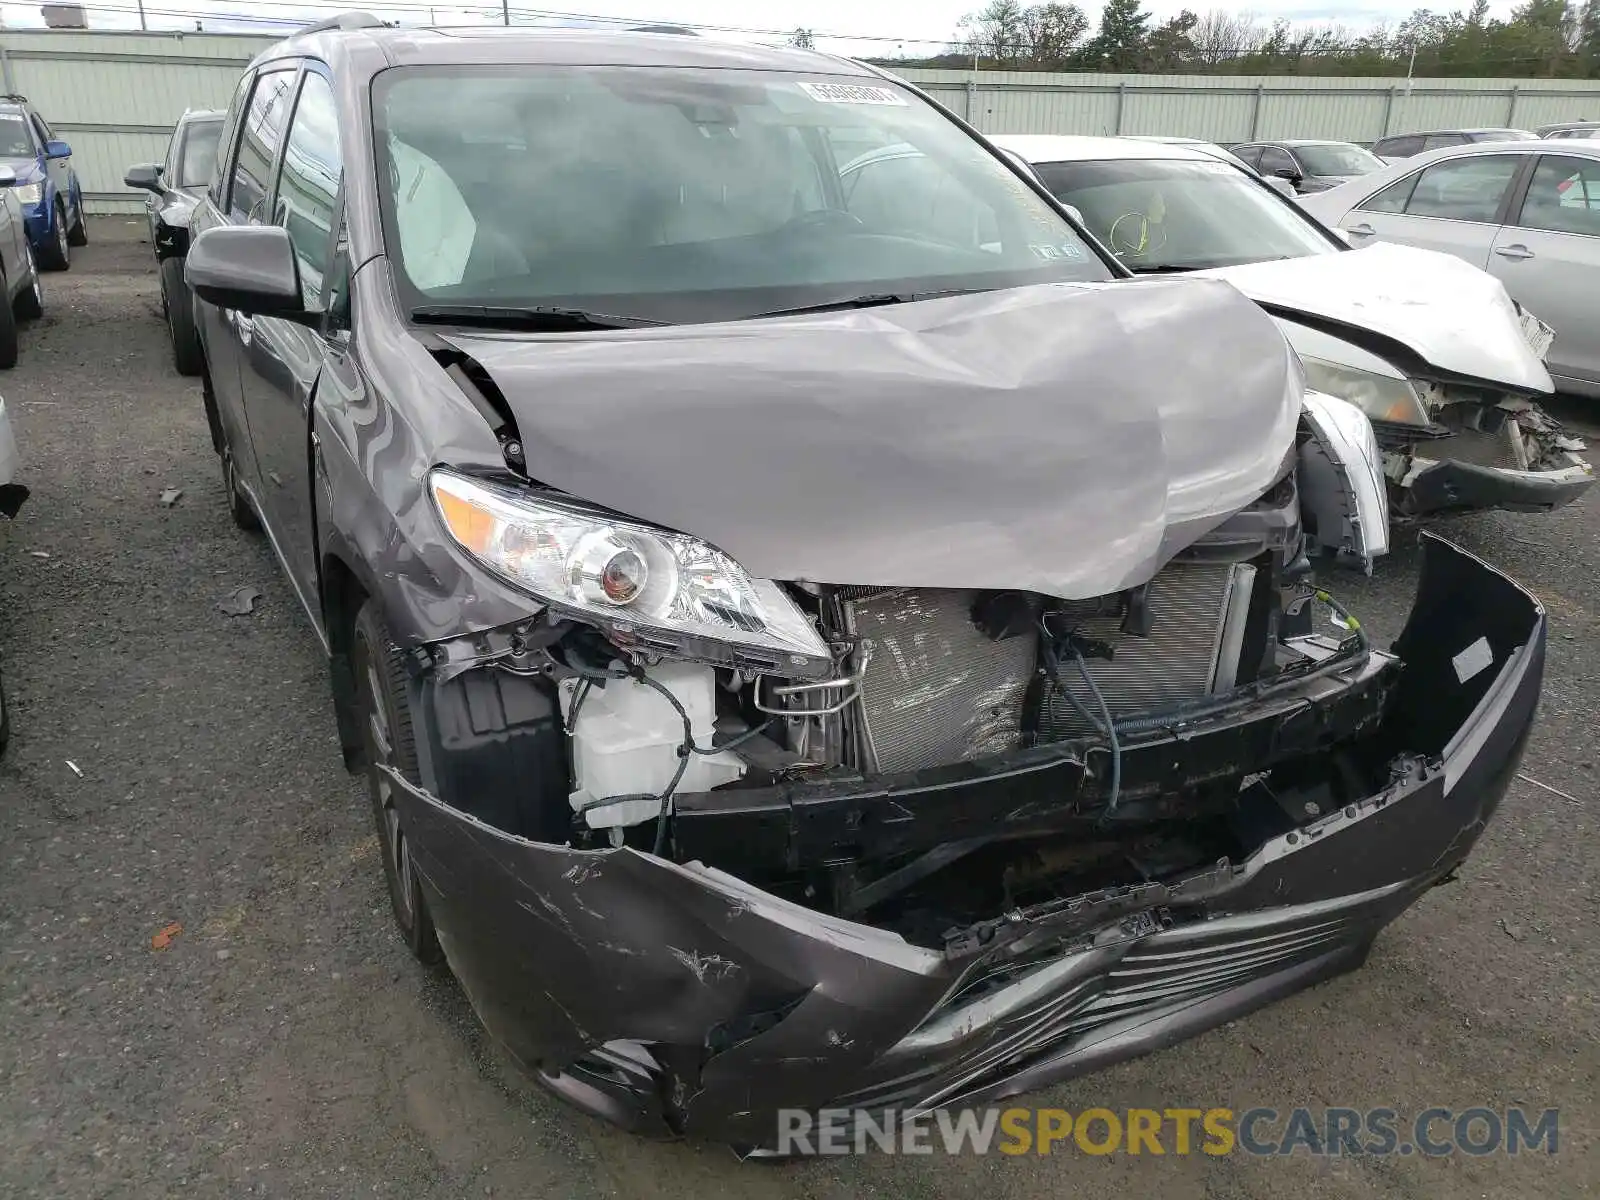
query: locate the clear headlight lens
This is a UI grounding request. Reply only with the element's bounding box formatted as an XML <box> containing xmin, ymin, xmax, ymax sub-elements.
<box><xmin>430</xmin><ymin>470</ymin><xmax>831</xmax><ymax>673</ymax></box>
<box><xmin>1300</xmin><ymin>356</ymin><xmax>1430</xmax><ymax>425</ymax></box>
<box><xmin>12</xmin><ymin>183</ymin><xmax>41</xmax><ymax>206</ymax></box>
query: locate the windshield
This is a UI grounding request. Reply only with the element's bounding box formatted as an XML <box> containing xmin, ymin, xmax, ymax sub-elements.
<box><xmin>1032</xmin><ymin>158</ymin><xmax>1337</xmax><ymax>271</ymax></box>
<box><xmin>179</xmin><ymin>119</ymin><xmax>223</xmax><ymax>188</ymax></box>
<box><xmin>1296</xmin><ymin>143</ymin><xmax>1384</xmax><ymax>176</ymax></box>
<box><xmin>0</xmin><ymin>111</ymin><xmax>32</xmax><ymax>159</ymax></box>
<box><xmin>372</xmin><ymin>67</ymin><xmax>1111</xmax><ymax>324</ymax></box>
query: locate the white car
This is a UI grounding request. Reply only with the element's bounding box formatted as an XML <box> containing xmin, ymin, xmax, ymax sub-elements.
<box><xmin>1299</xmin><ymin>140</ymin><xmax>1600</xmax><ymax>399</ymax></box>
<box><xmin>986</xmin><ymin>134</ymin><xmax>1593</xmax><ymax>521</ymax></box>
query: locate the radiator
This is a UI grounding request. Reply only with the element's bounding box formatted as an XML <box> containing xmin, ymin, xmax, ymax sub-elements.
<box><xmin>1037</xmin><ymin>562</ymin><xmax>1246</xmax><ymax>739</ymax></box>
<box><xmin>845</xmin><ymin>564</ymin><xmax>1253</xmax><ymax>773</ymax></box>
<box><xmin>847</xmin><ymin>588</ymin><xmax>1037</xmax><ymax>774</ymax></box>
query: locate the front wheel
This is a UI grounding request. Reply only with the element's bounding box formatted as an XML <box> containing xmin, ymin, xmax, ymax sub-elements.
<box><xmin>37</xmin><ymin>201</ymin><xmax>69</xmax><ymax>272</ymax></box>
<box><xmin>0</xmin><ymin>270</ymin><xmax>19</xmax><ymax>369</ymax></box>
<box><xmin>67</xmin><ymin>195</ymin><xmax>88</xmax><ymax>247</ymax></box>
<box><xmin>352</xmin><ymin>600</ymin><xmax>444</xmax><ymax>967</ymax></box>
<box><xmin>161</xmin><ymin>257</ymin><xmax>201</xmax><ymax>375</ymax></box>
<box><xmin>13</xmin><ymin>248</ymin><xmax>42</xmax><ymax>321</ymax></box>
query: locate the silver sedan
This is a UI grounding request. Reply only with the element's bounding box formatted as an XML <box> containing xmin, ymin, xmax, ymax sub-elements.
<box><xmin>1300</xmin><ymin>140</ymin><xmax>1600</xmax><ymax>398</ymax></box>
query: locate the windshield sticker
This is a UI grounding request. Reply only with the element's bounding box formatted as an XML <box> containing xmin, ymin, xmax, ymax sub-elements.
<box><xmin>1030</xmin><ymin>243</ymin><xmax>1085</xmax><ymax>261</ymax></box>
<box><xmin>797</xmin><ymin>82</ymin><xmax>908</xmax><ymax>106</ymax></box>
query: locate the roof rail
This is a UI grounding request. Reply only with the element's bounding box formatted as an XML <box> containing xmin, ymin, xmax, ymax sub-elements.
<box><xmin>627</xmin><ymin>23</ymin><xmax>698</xmax><ymax>34</ymax></box>
<box><xmin>296</xmin><ymin>11</ymin><xmax>386</xmax><ymax>35</ymax></box>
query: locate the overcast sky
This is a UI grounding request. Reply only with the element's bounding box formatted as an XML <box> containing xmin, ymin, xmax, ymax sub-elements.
<box><xmin>0</xmin><ymin>0</ymin><xmax>1529</xmax><ymax>51</ymax></box>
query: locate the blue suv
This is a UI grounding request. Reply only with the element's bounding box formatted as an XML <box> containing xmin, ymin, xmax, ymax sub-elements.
<box><xmin>0</xmin><ymin>94</ymin><xmax>87</xmax><ymax>271</ymax></box>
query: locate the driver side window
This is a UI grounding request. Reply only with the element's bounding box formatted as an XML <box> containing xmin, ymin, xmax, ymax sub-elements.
<box><xmin>1259</xmin><ymin>146</ymin><xmax>1296</xmax><ymax>176</ymax></box>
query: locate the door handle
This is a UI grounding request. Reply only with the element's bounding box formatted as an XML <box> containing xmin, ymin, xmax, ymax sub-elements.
<box><xmin>1347</xmin><ymin>222</ymin><xmax>1376</xmax><ymax>237</ymax></box>
<box><xmin>1494</xmin><ymin>244</ymin><xmax>1535</xmax><ymax>261</ymax></box>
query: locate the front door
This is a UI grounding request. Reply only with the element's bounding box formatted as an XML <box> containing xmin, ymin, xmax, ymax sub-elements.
<box><xmin>237</xmin><ymin>66</ymin><xmax>345</xmax><ymax>623</ymax></box>
<box><xmin>1342</xmin><ymin>152</ymin><xmax>1525</xmax><ymax>267</ymax></box>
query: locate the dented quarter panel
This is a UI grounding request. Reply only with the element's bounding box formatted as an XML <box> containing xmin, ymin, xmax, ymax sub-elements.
<box><xmin>393</xmin><ymin>535</ymin><xmax>1545</xmax><ymax>1146</ymax></box>
<box><xmin>1202</xmin><ymin>243</ymin><xmax>1554</xmax><ymax>394</ymax></box>
<box><xmin>441</xmin><ymin>278</ymin><xmax>1301</xmax><ymax>601</ymax></box>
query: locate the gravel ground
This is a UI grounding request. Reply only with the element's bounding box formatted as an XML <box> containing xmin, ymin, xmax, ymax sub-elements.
<box><xmin>2</xmin><ymin>230</ymin><xmax>1596</xmax><ymax>1199</ymax></box>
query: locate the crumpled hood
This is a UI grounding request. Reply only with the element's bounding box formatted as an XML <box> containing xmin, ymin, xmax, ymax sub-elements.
<box><xmin>1199</xmin><ymin>243</ymin><xmax>1554</xmax><ymax>394</ymax></box>
<box><xmin>442</xmin><ymin>279</ymin><xmax>1299</xmax><ymax>600</ymax></box>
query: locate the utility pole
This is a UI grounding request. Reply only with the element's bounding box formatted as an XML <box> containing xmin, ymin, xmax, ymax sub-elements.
<box><xmin>501</xmin><ymin>0</ymin><xmax>509</xmax><ymax>25</ymax></box>
<box><xmin>138</xmin><ymin>0</ymin><xmax>147</xmax><ymax>29</ymax></box>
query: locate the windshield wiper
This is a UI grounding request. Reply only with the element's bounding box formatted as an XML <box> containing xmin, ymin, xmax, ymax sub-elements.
<box><xmin>746</xmin><ymin>289</ymin><xmax>983</xmax><ymax>320</ymax></box>
<box><xmin>410</xmin><ymin>304</ymin><xmax>667</xmax><ymax>331</ymax></box>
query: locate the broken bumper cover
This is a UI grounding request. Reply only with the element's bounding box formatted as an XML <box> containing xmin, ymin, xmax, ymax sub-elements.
<box><xmin>1402</xmin><ymin>455</ymin><xmax>1593</xmax><ymax>516</ymax></box>
<box><xmin>393</xmin><ymin>535</ymin><xmax>1544</xmax><ymax>1147</ymax></box>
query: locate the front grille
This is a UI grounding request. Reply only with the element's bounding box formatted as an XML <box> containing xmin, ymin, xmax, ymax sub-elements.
<box><xmin>1037</xmin><ymin>562</ymin><xmax>1240</xmax><ymax>738</ymax></box>
<box><xmin>848</xmin><ymin>588</ymin><xmax>1036</xmax><ymax>774</ymax></box>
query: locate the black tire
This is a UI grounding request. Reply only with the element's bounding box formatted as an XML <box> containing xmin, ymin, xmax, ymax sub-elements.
<box><xmin>161</xmin><ymin>258</ymin><xmax>202</xmax><ymax>376</ymax></box>
<box><xmin>219</xmin><ymin>438</ymin><xmax>259</xmax><ymax>531</ymax></box>
<box><xmin>37</xmin><ymin>201</ymin><xmax>69</xmax><ymax>272</ymax></box>
<box><xmin>67</xmin><ymin>198</ymin><xmax>88</xmax><ymax>247</ymax></box>
<box><xmin>352</xmin><ymin>600</ymin><xmax>444</xmax><ymax>967</ymax></box>
<box><xmin>0</xmin><ymin>272</ymin><xmax>19</xmax><ymax>369</ymax></box>
<box><xmin>13</xmin><ymin>248</ymin><xmax>42</xmax><ymax>321</ymax></box>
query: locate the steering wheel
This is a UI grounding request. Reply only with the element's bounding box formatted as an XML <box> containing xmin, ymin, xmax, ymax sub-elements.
<box><xmin>782</xmin><ymin>208</ymin><xmax>866</xmax><ymax>233</ymax></box>
<box><xmin>1107</xmin><ymin>211</ymin><xmax>1167</xmax><ymax>258</ymax></box>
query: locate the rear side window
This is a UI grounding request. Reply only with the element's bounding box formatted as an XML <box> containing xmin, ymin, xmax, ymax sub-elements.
<box><xmin>229</xmin><ymin>66</ymin><xmax>298</xmax><ymax>223</ymax></box>
<box><xmin>271</xmin><ymin>71</ymin><xmax>343</xmax><ymax>309</ymax></box>
<box><xmin>211</xmin><ymin>72</ymin><xmax>253</xmax><ymax>205</ymax></box>
<box><xmin>1232</xmin><ymin>145</ymin><xmax>1264</xmax><ymax>169</ymax></box>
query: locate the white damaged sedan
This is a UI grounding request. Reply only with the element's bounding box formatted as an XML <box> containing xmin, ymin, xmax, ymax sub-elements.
<box><xmin>988</xmin><ymin>135</ymin><xmax>1593</xmax><ymax>522</ymax></box>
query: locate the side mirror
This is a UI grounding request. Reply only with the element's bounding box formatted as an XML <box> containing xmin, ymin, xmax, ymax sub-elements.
<box><xmin>0</xmin><ymin>165</ymin><xmax>15</xmax><ymax>188</ymax></box>
<box><xmin>1272</xmin><ymin>166</ymin><xmax>1303</xmax><ymax>183</ymax></box>
<box><xmin>1059</xmin><ymin>202</ymin><xmax>1086</xmax><ymax>226</ymax></box>
<box><xmin>124</xmin><ymin>163</ymin><xmax>163</xmax><ymax>194</ymax></box>
<box><xmin>1263</xmin><ymin>176</ymin><xmax>1298</xmax><ymax>199</ymax></box>
<box><xmin>187</xmin><ymin>225</ymin><xmax>315</xmax><ymax>325</ymax></box>
<box><xmin>44</xmin><ymin>140</ymin><xmax>72</xmax><ymax>160</ymax></box>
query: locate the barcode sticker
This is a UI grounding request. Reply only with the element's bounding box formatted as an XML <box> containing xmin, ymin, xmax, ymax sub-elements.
<box><xmin>797</xmin><ymin>81</ymin><xmax>908</xmax><ymax>106</ymax></box>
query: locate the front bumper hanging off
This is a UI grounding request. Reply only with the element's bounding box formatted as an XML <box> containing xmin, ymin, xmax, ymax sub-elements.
<box><xmin>392</xmin><ymin>534</ymin><xmax>1545</xmax><ymax>1147</ymax></box>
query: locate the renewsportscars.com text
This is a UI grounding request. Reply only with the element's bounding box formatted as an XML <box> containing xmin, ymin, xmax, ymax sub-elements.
<box><xmin>775</xmin><ymin>1106</ymin><xmax>1560</xmax><ymax>1157</ymax></box>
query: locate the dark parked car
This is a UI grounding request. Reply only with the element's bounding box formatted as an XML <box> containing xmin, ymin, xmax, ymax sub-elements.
<box><xmin>124</xmin><ymin>109</ymin><xmax>225</xmax><ymax>374</ymax></box>
<box><xmin>1228</xmin><ymin>139</ymin><xmax>1387</xmax><ymax>194</ymax></box>
<box><xmin>185</xmin><ymin>17</ymin><xmax>1545</xmax><ymax>1148</ymax></box>
<box><xmin>0</xmin><ymin>168</ymin><xmax>45</xmax><ymax>367</ymax></box>
<box><xmin>1372</xmin><ymin>128</ymin><xmax>1538</xmax><ymax>162</ymax></box>
<box><xmin>0</xmin><ymin>93</ymin><xmax>87</xmax><ymax>271</ymax></box>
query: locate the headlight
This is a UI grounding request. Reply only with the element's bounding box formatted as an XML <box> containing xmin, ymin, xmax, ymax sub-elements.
<box><xmin>430</xmin><ymin>470</ymin><xmax>831</xmax><ymax>675</ymax></box>
<box><xmin>12</xmin><ymin>183</ymin><xmax>41</xmax><ymax>206</ymax></box>
<box><xmin>1300</xmin><ymin>356</ymin><xmax>1429</xmax><ymax>425</ymax></box>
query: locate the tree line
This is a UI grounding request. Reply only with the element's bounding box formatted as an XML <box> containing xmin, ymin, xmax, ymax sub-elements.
<box><xmin>869</xmin><ymin>0</ymin><xmax>1600</xmax><ymax>78</ymax></box>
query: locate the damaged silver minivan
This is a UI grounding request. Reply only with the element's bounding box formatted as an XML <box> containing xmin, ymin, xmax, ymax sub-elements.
<box><xmin>184</xmin><ymin>22</ymin><xmax>1546</xmax><ymax>1147</ymax></box>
